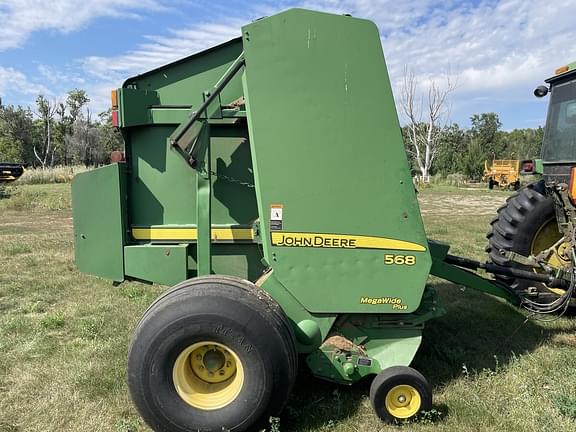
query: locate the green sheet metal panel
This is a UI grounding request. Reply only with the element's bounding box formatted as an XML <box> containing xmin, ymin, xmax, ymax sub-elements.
<box><xmin>116</xmin><ymin>39</ymin><xmax>261</xmax><ymax>283</ymax></box>
<box><xmin>118</xmin><ymin>88</ymin><xmax>160</xmax><ymax>127</ymax></box>
<box><xmin>72</xmin><ymin>163</ymin><xmax>127</xmax><ymax>282</ymax></box>
<box><xmin>124</xmin><ymin>244</ymin><xmax>188</xmax><ymax>286</ymax></box>
<box><xmin>122</xmin><ymin>38</ymin><xmax>244</xmax><ymax>110</ymax></box>
<box><xmin>127</xmin><ymin>125</ymin><xmax>197</xmax><ymax>227</ymax></box>
<box><xmin>121</xmin><ymin>38</ymin><xmax>255</xmax><ymax>227</ymax></box>
<box><xmin>192</xmin><ymin>244</ymin><xmax>267</xmax><ymax>282</ymax></box>
<box><xmin>127</xmin><ymin>124</ymin><xmax>257</xmax><ymax>227</ymax></box>
<box><xmin>126</xmin><ymin>121</ymin><xmax>260</xmax><ymax>282</ymax></box>
<box><xmin>242</xmin><ymin>9</ymin><xmax>431</xmax><ymax>313</ymax></box>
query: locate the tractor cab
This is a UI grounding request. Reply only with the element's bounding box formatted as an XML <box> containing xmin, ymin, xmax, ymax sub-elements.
<box><xmin>536</xmin><ymin>62</ymin><xmax>576</xmax><ymax>182</ymax></box>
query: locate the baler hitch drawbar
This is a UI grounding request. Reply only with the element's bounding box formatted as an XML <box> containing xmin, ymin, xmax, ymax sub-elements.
<box><xmin>434</xmin><ymin>243</ymin><xmax>576</xmax><ymax>316</ymax></box>
<box><xmin>444</xmin><ymin>254</ymin><xmax>571</xmax><ymax>290</ymax></box>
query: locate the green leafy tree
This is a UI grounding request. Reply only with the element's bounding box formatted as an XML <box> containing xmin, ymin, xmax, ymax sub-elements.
<box><xmin>499</xmin><ymin>127</ymin><xmax>543</xmax><ymax>160</ymax></box>
<box><xmin>434</xmin><ymin>124</ymin><xmax>468</xmax><ymax>175</ymax></box>
<box><xmin>470</xmin><ymin>112</ymin><xmax>503</xmax><ymax>160</ymax></box>
<box><xmin>0</xmin><ymin>105</ymin><xmax>38</xmax><ymax>164</ymax></box>
<box><xmin>97</xmin><ymin>109</ymin><xmax>124</xmax><ymax>162</ymax></box>
<box><xmin>0</xmin><ymin>136</ymin><xmax>21</xmax><ymax>161</ymax></box>
<box><xmin>66</xmin><ymin>89</ymin><xmax>90</xmax><ymax>123</ymax></box>
<box><xmin>461</xmin><ymin>139</ymin><xmax>485</xmax><ymax>180</ymax></box>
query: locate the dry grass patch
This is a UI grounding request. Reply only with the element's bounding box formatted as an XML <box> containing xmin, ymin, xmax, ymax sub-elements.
<box><xmin>16</xmin><ymin>166</ymin><xmax>90</xmax><ymax>185</ymax></box>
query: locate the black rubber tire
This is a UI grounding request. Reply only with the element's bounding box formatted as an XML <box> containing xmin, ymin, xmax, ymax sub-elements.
<box><xmin>369</xmin><ymin>366</ymin><xmax>432</xmax><ymax>423</ymax></box>
<box><xmin>486</xmin><ymin>180</ymin><xmax>560</xmax><ymax>300</ymax></box>
<box><xmin>128</xmin><ymin>275</ymin><xmax>297</xmax><ymax>432</ymax></box>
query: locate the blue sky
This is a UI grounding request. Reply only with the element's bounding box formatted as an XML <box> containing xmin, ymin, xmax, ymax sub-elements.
<box><xmin>0</xmin><ymin>0</ymin><xmax>575</xmax><ymax>130</ymax></box>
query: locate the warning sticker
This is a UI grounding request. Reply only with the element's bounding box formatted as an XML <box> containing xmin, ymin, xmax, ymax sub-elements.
<box><xmin>270</xmin><ymin>204</ymin><xmax>283</xmax><ymax>231</ymax></box>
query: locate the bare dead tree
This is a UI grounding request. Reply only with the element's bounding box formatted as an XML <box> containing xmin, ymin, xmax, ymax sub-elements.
<box><xmin>67</xmin><ymin>108</ymin><xmax>103</xmax><ymax>166</ymax></box>
<box><xmin>400</xmin><ymin>67</ymin><xmax>456</xmax><ymax>182</ymax></box>
<box><xmin>33</xmin><ymin>95</ymin><xmax>58</xmax><ymax>168</ymax></box>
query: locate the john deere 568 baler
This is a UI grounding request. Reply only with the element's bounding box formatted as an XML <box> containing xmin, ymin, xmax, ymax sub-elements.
<box><xmin>72</xmin><ymin>9</ymin><xmax>573</xmax><ymax>431</ymax></box>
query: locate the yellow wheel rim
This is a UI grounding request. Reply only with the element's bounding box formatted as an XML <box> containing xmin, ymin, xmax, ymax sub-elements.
<box><xmin>172</xmin><ymin>341</ymin><xmax>244</xmax><ymax>410</ymax></box>
<box><xmin>530</xmin><ymin>217</ymin><xmax>570</xmax><ymax>295</ymax></box>
<box><xmin>385</xmin><ymin>384</ymin><xmax>421</xmax><ymax>419</ymax></box>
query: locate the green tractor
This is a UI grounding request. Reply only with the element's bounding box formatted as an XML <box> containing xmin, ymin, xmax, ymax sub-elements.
<box><xmin>487</xmin><ymin>62</ymin><xmax>576</xmax><ymax>313</ymax></box>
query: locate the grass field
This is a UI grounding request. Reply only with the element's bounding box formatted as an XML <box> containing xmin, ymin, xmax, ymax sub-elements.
<box><xmin>2</xmin><ymin>183</ymin><xmax>576</xmax><ymax>432</ymax></box>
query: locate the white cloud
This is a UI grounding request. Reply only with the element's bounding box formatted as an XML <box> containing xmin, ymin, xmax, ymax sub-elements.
<box><xmin>0</xmin><ymin>0</ymin><xmax>169</xmax><ymax>51</ymax></box>
<box><xmin>378</xmin><ymin>0</ymin><xmax>576</xmax><ymax>94</ymax></box>
<box><xmin>82</xmin><ymin>19</ymin><xmax>244</xmax><ymax>80</ymax></box>
<box><xmin>37</xmin><ymin>64</ymin><xmax>86</xmax><ymax>87</ymax></box>
<box><xmin>76</xmin><ymin>15</ymin><xmax>245</xmax><ymax>113</ymax></box>
<box><xmin>76</xmin><ymin>1</ymin><xmax>454</xmax><ymax>112</ymax></box>
<box><xmin>5</xmin><ymin>0</ymin><xmax>576</xmax><ymax>126</ymax></box>
<box><xmin>0</xmin><ymin>66</ymin><xmax>50</xmax><ymax>104</ymax></box>
<box><xmin>286</xmin><ymin>0</ymin><xmax>576</xmax><ymax>126</ymax></box>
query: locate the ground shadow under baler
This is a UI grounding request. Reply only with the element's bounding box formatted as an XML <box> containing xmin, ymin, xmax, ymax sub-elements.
<box><xmin>413</xmin><ymin>282</ymin><xmax>564</xmax><ymax>385</ymax></box>
<box><xmin>280</xmin><ymin>281</ymin><xmax>576</xmax><ymax>431</ymax></box>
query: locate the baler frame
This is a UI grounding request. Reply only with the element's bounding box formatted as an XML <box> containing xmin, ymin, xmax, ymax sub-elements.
<box><xmin>123</xmin><ymin>46</ymin><xmax>526</xmax><ymax>374</ymax></box>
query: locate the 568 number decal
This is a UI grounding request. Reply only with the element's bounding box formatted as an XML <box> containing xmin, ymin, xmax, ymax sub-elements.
<box><xmin>384</xmin><ymin>254</ymin><xmax>416</xmax><ymax>266</ymax></box>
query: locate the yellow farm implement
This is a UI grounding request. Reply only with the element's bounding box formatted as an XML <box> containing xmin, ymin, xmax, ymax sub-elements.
<box><xmin>483</xmin><ymin>159</ymin><xmax>521</xmax><ymax>190</ymax></box>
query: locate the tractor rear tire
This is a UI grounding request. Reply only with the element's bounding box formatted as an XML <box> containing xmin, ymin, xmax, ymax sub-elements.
<box><xmin>128</xmin><ymin>275</ymin><xmax>297</xmax><ymax>432</ymax></box>
<box><xmin>486</xmin><ymin>180</ymin><xmax>563</xmax><ymax>301</ymax></box>
<box><xmin>369</xmin><ymin>366</ymin><xmax>432</xmax><ymax>423</ymax></box>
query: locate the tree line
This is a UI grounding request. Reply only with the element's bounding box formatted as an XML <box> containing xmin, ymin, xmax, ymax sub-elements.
<box><xmin>0</xmin><ymin>88</ymin><xmax>543</xmax><ymax>178</ymax></box>
<box><xmin>0</xmin><ymin>89</ymin><xmax>123</xmax><ymax>167</ymax></box>
<box><xmin>404</xmin><ymin>112</ymin><xmax>544</xmax><ymax>181</ymax></box>
<box><xmin>399</xmin><ymin>70</ymin><xmax>543</xmax><ymax>181</ymax></box>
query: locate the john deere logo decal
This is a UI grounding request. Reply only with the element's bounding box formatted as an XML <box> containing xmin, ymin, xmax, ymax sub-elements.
<box><xmin>270</xmin><ymin>232</ymin><xmax>426</xmax><ymax>251</ymax></box>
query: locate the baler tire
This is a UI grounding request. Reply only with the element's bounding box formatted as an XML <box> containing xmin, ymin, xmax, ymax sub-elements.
<box><xmin>369</xmin><ymin>366</ymin><xmax>432</xmax><ymax>423</ymax></box>
<box><xmin>486</xmin><ymin>180</ymin><xmax>562</xmax><ymax>301</ymax></box>
<box><xmin>127</xmin><ymin>275</ymin><xmax>297</xmax><ymax>432</ymax></box>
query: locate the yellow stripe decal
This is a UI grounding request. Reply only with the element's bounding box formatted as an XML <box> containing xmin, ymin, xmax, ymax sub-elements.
<box><xmin>132</xmin><ymin>227</ymin><xmax>254</xmax><ymax>241</ymax></box>
<box><xmin>270</xmin><ymin>232</ymin><xmax>426</xmax><ymax>251</ymax></box>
